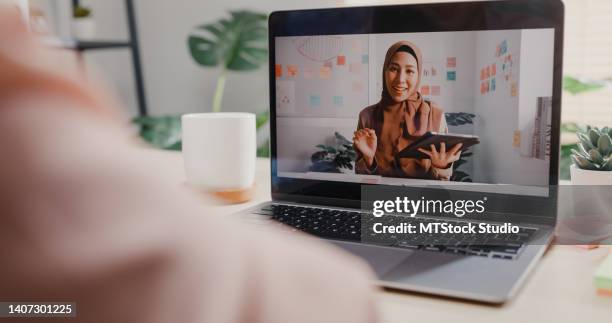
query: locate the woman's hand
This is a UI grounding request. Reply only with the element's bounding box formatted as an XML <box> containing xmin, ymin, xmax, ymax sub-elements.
<box><xmin>353</xmin><ymin>129</ymin><xmax>377</xmax><ymax>167</ymax></box>
<box><xmin>418</xmin><ymin>142</ymin><xmax>462</xmax><ymax>169</ymax></box>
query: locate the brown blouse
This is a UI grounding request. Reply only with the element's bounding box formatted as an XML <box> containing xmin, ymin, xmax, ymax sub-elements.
<box><xmin>354</xmin><ymin>97</ymin><xmax>453</xmax><ymax>180</ymax></box>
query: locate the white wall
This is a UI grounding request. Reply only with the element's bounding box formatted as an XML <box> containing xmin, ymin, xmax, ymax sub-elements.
<box><xmin>471</xmin><ymin>30</ymin><xmax>522</xmax><ymax>184</ymax></box>
<box><xmin>471</xmin><ymin>29</ymin><xmax>554</xmax><ymax>186</ymax></box>
<box><xmin>79</xmin><ymin>0</ymin><xmax>342</xmax><ymax>119</ymax></box>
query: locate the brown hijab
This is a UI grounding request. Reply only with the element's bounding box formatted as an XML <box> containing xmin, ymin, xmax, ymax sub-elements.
<box><xmin>377</xmin><ymin>40</ymin><xmax>442</xmax><ymax>137</ymax></box>
<box><xmin>355</xmin><ymin>41</ymin><xmax>448</xmax><ymax>179</ymax></box>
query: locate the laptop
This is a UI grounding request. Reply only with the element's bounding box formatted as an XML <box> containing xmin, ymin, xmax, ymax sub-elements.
<box><xmin>237</xmin><ymin>0</ymin><xmax>564</xmax><ymax>303</ymax></box>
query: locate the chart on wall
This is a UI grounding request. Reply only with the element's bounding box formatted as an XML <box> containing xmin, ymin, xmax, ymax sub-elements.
<box><xmin>274</xmin><ymin>35</ymin><xmax>370</xmax><ymax>118</ymax></box>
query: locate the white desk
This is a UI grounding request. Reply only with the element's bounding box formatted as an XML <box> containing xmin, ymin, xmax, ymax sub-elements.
<box><xmin>151</xmin><ymin>149</ymin><xmax>612</xmax><ymax>322</ymax></box>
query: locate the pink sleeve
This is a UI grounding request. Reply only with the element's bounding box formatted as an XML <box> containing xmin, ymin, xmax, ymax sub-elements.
<box><xmin>0</xmin><ymin>8</ymin><xmax>378</xmax><ymax>323</ymax></box>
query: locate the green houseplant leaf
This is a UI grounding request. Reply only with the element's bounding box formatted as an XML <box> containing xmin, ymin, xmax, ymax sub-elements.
<box><xmin>570</xmin><ymin>126</ymin><xmax>612</xmax><ymax>172</ymax></box>
<box><xmin>563</xmin><ymin>76</ymin><xmax>605</xmax><ymax>95</ymax></box>
<box><xmin>188</xmin><ymin>10</ymin><xmax>267</xmax><ymax>71</ymax></box>
<box><xmin>187</xmin><ymin>10</ymin><xmax>268</xmax><ymax>113</ymax></box>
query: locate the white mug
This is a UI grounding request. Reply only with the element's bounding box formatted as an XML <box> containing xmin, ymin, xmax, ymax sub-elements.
<box><xmin>182</xmin><ymin>113</ymin><xmax>256</xmax><ymax>191</ymax></box>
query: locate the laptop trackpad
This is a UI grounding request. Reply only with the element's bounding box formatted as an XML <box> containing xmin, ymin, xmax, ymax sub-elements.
<box><xmin>328</xmin><ymin>240</ymin><xmax>413</xmax><ymax>277</ymax></box>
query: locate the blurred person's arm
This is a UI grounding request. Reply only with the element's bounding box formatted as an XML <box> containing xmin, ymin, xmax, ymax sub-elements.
<box><xmin>0</xmin><ymin>9</ymin><xmax>378</xmax><ymax>323</ymax></box>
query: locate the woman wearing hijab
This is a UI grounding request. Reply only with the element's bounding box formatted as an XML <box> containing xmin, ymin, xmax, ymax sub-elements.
<box><xmin>353</xmin><ymin>41</ymin><xmax>462</xmax><ymax>180</ymax></box>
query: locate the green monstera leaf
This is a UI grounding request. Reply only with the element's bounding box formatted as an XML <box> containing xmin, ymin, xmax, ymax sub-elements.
<box><xmin>188</xmin><ymin>10</ymin><xmax>268</xmax><ymax>71</ymax></box>
<box><xmin>563</xmin><ymin>76</ymin><xmax>606</xmax><ymax>95</ymax></box>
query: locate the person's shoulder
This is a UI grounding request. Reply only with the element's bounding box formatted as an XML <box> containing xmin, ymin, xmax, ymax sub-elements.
<box><xmin>427</xmin><ymin>100</ymin><xmax>444</xmax><ymax>114</ymax></box>
<box><xmin>358</xmin><ymin>104</ymin><xmax>378</xmax><ymax>120</ymax></box>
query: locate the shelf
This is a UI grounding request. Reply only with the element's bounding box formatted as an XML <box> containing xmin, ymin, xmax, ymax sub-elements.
<box><xmin>41</xmin><ymin>0</ymin><xmax>148</xmax><ymax>116</ymax></box>
<box><xmin>45</xmin><ymin>38</ymin><xmax>131</xmax><ymax>51</ymax></box>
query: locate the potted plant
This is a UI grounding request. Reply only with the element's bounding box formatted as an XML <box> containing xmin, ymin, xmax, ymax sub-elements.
<box><xmin>71</xmin><ymin>5</ymin><xmax>95</xmax><ymax>40</ymax></box>
<box><xmin>187</xmin><ymin>10</ymin><xmax>268</xmax><ymax>113</ymax></box>
<box><xmin>310</xmin><ymin>132</ymin><xmax>356</xmax><ymax>173</ymax></box>
<box><xmin>132</xmin><ymin>10</ymin><xmax>271</xmax><ymax>157</ymax></box>
<box><xmin>570</xmin><ymin>126</ymin><xmax>612</xmax><ymax>184</ymax></box>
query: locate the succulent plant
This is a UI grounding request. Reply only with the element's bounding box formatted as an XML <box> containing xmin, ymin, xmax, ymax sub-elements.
<box><xmin>571</xmin><ymin>126</ymin><xmax>612</xmax><ymax>171</ymax></box>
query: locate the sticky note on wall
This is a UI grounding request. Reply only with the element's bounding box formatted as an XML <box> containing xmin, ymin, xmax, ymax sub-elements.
<box><xmin>337</xmin><ymin>55</ymin><xmax>346</xmax><ymax>66</ymax></box>
<box><xmin>447</xmin><ymin>71</ymin><xmax>456</xmax><ymax>81</ymax></box>
<box><xmin>421</xmin><ymin>85</ymin><xmax>430</xmax><ymax>95</ymax></box>
<box><xmin>287</xmin><ymin>65</ymin><xmax>298</xmax><ymax>77</ymax></box>
<box><xmin>490</xmin><ymin>78</ymin><xmax>496</xmax><ymax>91</ymax></box>
<box><xmin>304</xmin><ymin>67</ymin><xmax>314</xmax><ymax>79</ymax></box>
<box><xmin>500</xmin><ymin>40</ymin><xmax>508</xmax><ymax>55</ymax></box>
<box><xmin>352</xmin><ymin>81</ymin><xmax>364</xmax><ymax>92</ymax></box>
<box><xmin>511</xmin><ymin>82</ymin><xmax>518</xmax><ymax>97</ymax></box>
<box><xmin>491</xmin><ymin>63</ymin><xmax>496</xmax><ymax>76</ymax></box>
<box><xmin>431</xmin><ymin>86</ymin><xmax>440</xmax><ymax>96</ymax></box>
<box><xmin>446</xmin><ymin>57</ymin><xmax>456</xmax><ymax>68</ymax></box>
<box><xmin>513</xmin><ymin>130</ymin><xmax>521</xmax><ymax>148</ymax></box>
<box><xmin>361</xmin><ymin>54</ymin><xmax>369</xmax><ymax>64</ymax></box>
<box><xmin>275</xmin><ymin>64</ymin><xmax>282</xmax><ymax>78</ymax></box>
<box><xmin>333</xmin><ymin>95</ymin><xmax>343</xmax><ymax>106</ymax></box>
<box><xmin>309</xmin><ymin>95</ymin><xmax>321</xmax><ymax>107</ymax></box>
<box><xmin>320</xmin><ymin>66</ymin><xmax>331</xmax><ymax>79</ymax></box>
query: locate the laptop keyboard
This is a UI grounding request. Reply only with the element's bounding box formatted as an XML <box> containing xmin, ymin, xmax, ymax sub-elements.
<box><xmin>251</xmin><ymin>204</ymin><xmax>538</xmax><ymax>260</ymax></box>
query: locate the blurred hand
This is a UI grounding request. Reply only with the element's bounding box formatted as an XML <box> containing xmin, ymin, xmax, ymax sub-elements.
<box><xmin>418</xmin><ymin>142</ymin><xmax>462</xmax><ymax>169</ymax></box>
<box><xmin>353</xmin><ymin>128</ymin><xmax>377</xmax><ymax>167</ymax></box>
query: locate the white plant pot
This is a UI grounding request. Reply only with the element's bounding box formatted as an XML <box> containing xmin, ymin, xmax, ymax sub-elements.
<box><xmin>570</xmin><ymin>164</ymin><xmax>612</xmax><ymax>185</ymax></box>
<box><xmin>71</xmin><ymin>18</ymin><xmax>96</xmax><ymax>40</ymax></box>
<box><xmin>563</xmin><ymin>165</ymin><xmax>612</xmax><ymax>244</ymax></box>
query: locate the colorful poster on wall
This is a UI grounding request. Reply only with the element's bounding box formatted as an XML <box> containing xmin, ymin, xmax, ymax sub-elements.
<box><xmin>446</xmin><ymin>57</ymin><xmax>456</xmax><ymax>68</ymax></box>
<box><xmin>337</xmin><ymin>55</ymin><xmax>346</xmax><ymax>66</ymax></box>
<box><xmin>447</xmin><ymin>71</ymin><xmax>456</xmax><ymax>81</ymax></box>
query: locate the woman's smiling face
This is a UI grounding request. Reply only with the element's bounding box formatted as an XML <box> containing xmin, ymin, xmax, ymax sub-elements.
<box><xmin>385</xmin><ymin>51</ymin><xmax>418</xmax><ymax>102</ymax></box>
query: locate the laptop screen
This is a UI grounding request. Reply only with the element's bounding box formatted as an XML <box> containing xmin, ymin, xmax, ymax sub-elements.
<box><xmin>273</xmin><ymin>29</ymin><xmax>555</xmax><ymax>196</ymax></box>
